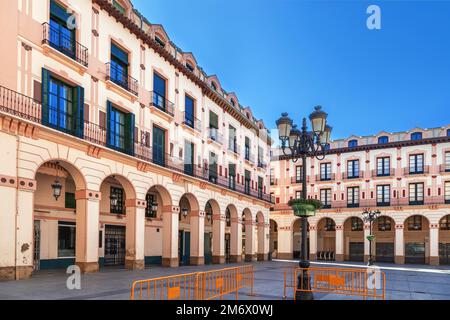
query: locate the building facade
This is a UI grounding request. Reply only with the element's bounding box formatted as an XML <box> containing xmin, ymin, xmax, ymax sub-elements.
<box><xmin>270</xmin><ymin>126</ymin><xmax>450</xmax><ymax>266</ymax></box>
<box><xmin>0</xmin><ymin>0</ymin><xmax>272</xmax><ymax>281</ymax></box>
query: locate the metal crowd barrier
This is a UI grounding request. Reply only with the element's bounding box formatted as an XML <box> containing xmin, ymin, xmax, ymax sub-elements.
<box><xmin>130</xmin><ymin>265</ymin><xmax>254</xmax><ymax>300</ymax></box>
<box><xmin>293</xmin><ymin>267</ymin><xmax>386</xmax><ymax>300</ymax></box>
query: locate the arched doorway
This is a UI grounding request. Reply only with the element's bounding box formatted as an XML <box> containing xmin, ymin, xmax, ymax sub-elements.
<box><xmin>224</xmin><ymin>207</ymin><xmax>232</xmax><ymax>263</ymax></box>
<box><xmin>292</xmin><ymin>218</ymin><xmax>310</xmax><ymax>260</ymax></box>
<box><xmin>178</xmin><ymin>193</ymin><xmax>199</xmax><ymax>266</ymax></box>
<box><xmin>343</xmin><ymin>217</ymin><xmax>364</xmax><ymax>262</ymax></box>
<box><xmin>256</xmin><ymin>212</ymin><xmax>266</xmax><ymax>261</ymax></box>
<box><xmin>373</xmin><ymin>216</ymin><xmax>395</xmax><ymax>263</ymax></box>
<box><xmin>439</xmin><ymin>215</ymin><xmax>450</xmax><ymax>265</ymax></box>
<box><xmin>227</xmin><ymin>204</ymin><xmax>240</xmax><ymax>262</ymax></box>
<box><xmin>99</xmin><ymin>174</ymin><xmax>136</xmax><ymax>269</ymax></box>
<box><xmin>404</xmin><ymin>215</ymin><xmax>430</xmax><ymax>264</ymax></box>
<box><xmin>204</xmin><ymin>199</ymin><xmax>220</xmax><ymax>265</ymax></box>
<box><xmin>144</xmin><ymin>185</ymin><xmax>172</xmax><ymax>266</ymax></box>
<box><xmin>33</xmin><ymin>160</ymin><xmax>88</xmax><ymax>271</ymax></box>
<box><xmin>316</xmin><ymin>218</ymin><xmax>335</xmax><ymax>261</ymax></box>
<box><xmin>269</xmin><ymin>219</ymin><xmax>278</xmax><ymax>259</ymax></box>
<box><xmin>242</xmin><ymin>208</ymin><xmax>255</xmax><ymax>262</ymax></box>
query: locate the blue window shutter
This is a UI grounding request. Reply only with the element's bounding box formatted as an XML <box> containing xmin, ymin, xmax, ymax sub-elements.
<box><xmin>73</xmin><ymin>86</ymin><xmax>84</xmax><ymax>138</ymax></box>
<box><xmin>50</xmin><ymin>0</ymin><xmax>70</xmax><ymax>22</ymax></box>
<box><xmin>125</xmin><ymin>112</ymin><xmax>135</xmax><ymax>156</ymax></box>
<box><xmin>111</xmin><ymin>43</ymin><xmax>129</xmax><ymax>65</ymax></box>
<box><xmin>106</xmin><ymin>101</ymin><xmax>113</xmax><ymax>149</ymax></box>
<box><xmin>41</xmin><ymin>69</ymin><xmax>50</xmax><ymax>126</ymax></box>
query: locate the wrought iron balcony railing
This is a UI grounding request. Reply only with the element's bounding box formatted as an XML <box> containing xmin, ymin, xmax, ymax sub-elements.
<box><xmin>372</xmin><ymin>168</ymin><xmax>395</xmax><ymax>177</ymax></box>
<box><xmin>42</xmin><ymin>23</ymin><xmax>89</xmax><ymax>67</ymax></box>
<box><xmin>228</xmin><ymin>140</ymin><xmax>240</xmax><ymax>155</ymax></box>
<box><xmin>342</xmin><ymin>171</ymin><xmax>364</xmax><ymax>180</ymax></box>
<box><xmin>183</xmin><ymin>112</ymin><xmax>202</xmax><ymax>132</ymax></box>
<box><xmin>149</xmin><ymin>91</ymin><xmax>174</xmax><ymax>116</ymax></box>
<box><xmin>316</xmin><ymin>173</ymin><xmax>336</xmax><ymax>181</ymax></box>
<box><xmin>105</xmin><ymin>62</ymin><xmax>139</xmax><ymax>96</ymax></box>
<box><xmin>404</xmin><ymin>166</ymin><xmax>430</xmax><ymax>176</ymax></box>
<box><xmin>208</xmin><ymin>127</ymin><xmax>223</xmax><ymax>144</ymax></box>
<box><xmin>440</xmin><ymin>164</ymin><xmax>450</xmax><ymax>173</ymax></box>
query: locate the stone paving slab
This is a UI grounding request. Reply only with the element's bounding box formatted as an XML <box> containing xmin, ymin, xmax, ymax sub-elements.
<box><xmin>0</xmin><ymin>260</ymin><xmax>449</xmax><ymax>300</ymax></box>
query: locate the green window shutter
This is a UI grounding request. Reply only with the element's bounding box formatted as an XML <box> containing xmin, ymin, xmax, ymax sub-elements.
<box><xmin>245</xmin><ymin>170</ymin><xmax>250</xmax><ymax>179</ymax></box>
<box><xmin>106</xmin><ymin>101</ymin><xmax>113</xmax><ymax>148</ymax></box>
<box><xmin>41</xmin><ymin>69</ymin><xmax>50</xmax><ymax>126</ymax></box>
<box><xmin>72</xmin><ymin>86</ymin><xmax>84</xmax><ymax>138</ymax></box>
<box><xmin>65</xmin><ymin>192</ymin><xmax>76</xmax><ymax>209</ymax></box>
<box><xmin>229</xmin><ymin>163</ymin><xmax>236</xmax><ymax>176</ymax></box>
<box><xmin>245</xmin><ymin>137</ymin><xmax>250</xmax><ymax>147</ymax></box>
<box><xmin>124</xmin><ymin>112</ymin><xmax>135</xmax><ymax>156</ymax></box>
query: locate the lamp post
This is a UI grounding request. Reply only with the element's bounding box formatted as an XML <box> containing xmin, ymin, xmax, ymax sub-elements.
<box><xmin>362</xmin><ymin>209</ymin><xmax>380</xmax><ymax>266</ymax></box>
<box><xmin>276</xmin><ymin>106</ymin><xmax>332</xmax><ymax>300</ymax></box>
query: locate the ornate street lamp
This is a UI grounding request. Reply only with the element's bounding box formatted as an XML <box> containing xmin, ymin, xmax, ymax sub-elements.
<box><xmin>51</xmin><ymin>162</ymin><xmax>63</xmax><ymax>201</ymax></box>
<box><xmin>181</xmin><ymin>208</ymin><xmax>189</xmax><ymax>218</ymax></box>
<box><xmin>362</xmin><ymin>209</ymin><xmax>381</xmax><ymax>266</ymax></box>
<box><xmin>109</xmin><ymin>192</ymin><xmax>119</xmax><ymax>207</ymax></box>
<box><xmin>151</xmin><ymin>201</ymin><xmax>158</xmax><ymax>212</ymax></box>
<box><xmin>276</xmin><ymin>105</ymin><xmax>332</xmax><ymax>301</ymax></box>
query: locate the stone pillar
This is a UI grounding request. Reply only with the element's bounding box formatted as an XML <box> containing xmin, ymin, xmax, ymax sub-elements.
<box><xmin>335</xmin><ymin>225</ymin><xmax>344</xmax><ymax>262</ymax></box>
<box><xmin>395</xmin><ymin>224</ymin><xmax>405</xmax><ymax>264</ymax></box>
<box><xmin>245</xmin><ymin>218</ymin><xmax>256</xmax><ymax>262</ymax></box>
<box><xmin>162</xmin><ymin>206</ymin><xmax>180</xmax><ymax>267</ymax></box>
<box><xmin>363</xmin><ymin>224</ymin><xmax>371</xmax><ymax>264</ymax></box>
<box><xmin>75</xmin><ymin>190</ymin><xmax>101</xmax><ymax>273</ymax></box>
<box><xmin>429</xmin><ymin>223</ymin><xmax>439</xmax><ymax>266</ymax></box>
<box><xmin>125</xmin><ymin>199</ymin><xmax>146</xmax><ymax>270</ymax></box>
<box><xmin>309</xmin><ymin>225</ymin><xmax>317</xmax><ymax>260</ymax></box>
<box><xmin>212</xmin><ymin>212</ymin><xmax>225</xmax><ymax>264</ymax></box>
<box><xmin>257</xmin><ymin>221</ymin><xmax>268</xmax><ymax>261</ymax></box>
<box><xmin>277</xmin><ymin>225</ymin><xmax>293</xmax><ymax>259</ymax></box>
<box><xmin>230</xmin><ymin>216</ymin><xmax>242</xmax><ymax>262</ymax></box>
<box><xmin>190</xmin><ymin>210</ymin><xmax>205</xmax><ymax>265</ymax></box>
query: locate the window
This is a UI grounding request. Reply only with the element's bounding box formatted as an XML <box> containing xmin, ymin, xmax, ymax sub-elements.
<box><xmin>108</xmin><ymin>106</ymin><xmax>125</xmax><ymax>151</ymax></box>
<box><xmin>295</xmin><ymin>191</ymin><xmax>301</xmax><ymax>199</ymax></box>
<box><xmin>378</xmin><ymin>136</ymin><xmax>389</xmax><ymax>144</ymax></box>
<box><xmin>229</xmin><ymin>164</ymin><xmax>236</xmax><ymax>190</ymax></box>
<box><xmin>228</xmin><ymin>125</ymin><xmax>237</xmax><ymax>153</ymax></box>
<box><xmin>65</xmin><ymin>192</ymin><xmax>76</xmax><ymax>209</ymax></box>
<box><xmin>184</xmin><ymin>141</ymin><xmax>194</xmax><ymax>176</ymax></box>
<box><xmin>445</xmin><ymin>182</ymin><xmax>450</xmax><ymax>204</ymax></box>
<box><xmin>445</xmin><ymin>152</ymin><xmax>450</xmax><ymax>172</ymax></box>
<box><xmin>245</xmin><ymin>137</ymin><xmax>251</xmax><ymax>161</ymax></box>
<box><xmin>411</xmin><ymin>132</ymin><xmax>422</xmax><ymax>140</ymax></box>
<box><xmin>152</xmin><ymin>126</ymin><xmax>166</xmax><ymax>166</ymax></box>
<box><xmin>347</xmin><ymin>187</ymin><xmax>360</xmax><ymax>208</ymax></box>
<box><xmin>186</xmin><ymin>63</ymin><xmax>194</xmax><ymax>72</ymax></box>
<box><xmin>209</xmin><ymin>152</ymin><xmax>218</xmax><ymax>183</ymax></box>
<box><xmin>225</xmin><ymin>208</ymin><xmax>231</xmax><ymax>227</ymax></box>
<box><xmin>377</xmin><ymin>157</ymin><xmax>390</xmax><ymax>176</ymax></box>
<box><xmin>58</xmin><ymin>221</ymin><xmax>76</xmax><ymax>257</ymax></box>
<box><xmin>447</xmin><ymin>129</ymin><xmax>450</xmax><ymax>137</ymax></box>
<box><xmin>113</xmin><ymin>0</ymin><xmax>126</xmax><ymax>14</ymax></box>
<box><xmin>320</xmin><ymin>189</ymin><xmax>332</xmax><ymax>208</ymax></box>
<box><xmin>184</xmin><ymin>95</ymin><xmax>195</xmax><ymax>128</ymax></box>
<box><xmin>110</xmin><ymin>43</ymin><xmax>129</xmax><ymax>89</ymax></box>
<box><xmin>270</xmin><ymin>168</ymin><xmax>275</xmax><ymax>185</ymax></box>
<box><xmin>440</xmin><ymin>215</ymin><xmax>450</xmax><ymax>230</ymax></box>
<box><xmin>378</xmin><ymin>217</ymin><xmax>392</xmax><ymax>231</ymax></box>
<box><xmin>258</xmin><ymin>146</ymin><xmax>264</xmax><ymax>168</ymax></box>
<box><xmin>145</xmin><ymin>194</ymin><xmax>156</xmax><ymax>218</ymax></box>
<box><xmin>409</xmin><ymin>183</ymin><xmax>424</xmax><ymax>205</ymax></box>
<box><xmin>211</xmin><ymin>82</ymin><xmax>217</xmax><ymax>91</ymax></box>
<box><xmin>230</xmin><ymin>99</ymin><xmax>236</xmax><ymax>107</ymax></box>
<box><xmin>258</xmin><ymin>176</ymin><xmax>263</xmax><ymax>199</ymax></box>
<box><xmin>347</xmin><ymin>160</ymin><xmax>360</xmax><ymax>178</ymax></box>
<box><xmin>348</xmin><ymin>140</ymin><xmax>358</xmax><ymax>148</ymax></box>
<box><xmin>209</xmin><ymin>111</ymin><xmax>219</xmax><ymax>141</ymax></box>
<box><xmin>407</xmin><ymin>215</ymin><xmax>423</xmax><ymax>230</ymax></box>
<box><xmin>110</xmin><ymin>187</ymin><xmax>124</xmax><ymax>214</ymax></box>
<box><xmin>351</xmin><ymin>217</ymin><xmax>363</xmax><ymax>231</ymax></box>
<box><xmin>377</xmin><ymin>185</ymin><xmax>390</xmax><ymax>206</ymax></box>
<box><xmin>409</xmin><ymin>154</ymin><xmax>424</xmax><ymax>174</ymax></box>
<box><xmin>155</xmin><ymin>36</ymin><xmax>165</xmax><ymax>48</ymax></box>
<box><xmin>320</xmin><ymin>163</ymin><xmax>332</xmax><ymax>180</ymax></box>
<box><xmin>324</xmin><ymin>218</ymin><xmax>335</xmax><ymax>231</ymax></box>
<box><xmin>295</xmin><ymin>166</ymin><xmax>303</xmax><ymax>183</ymax></box>
<box><xmin>49</xmin><ymin>0</ymin><xmax>76</xmax><ymax>59</ymax></box>
<box><xmin>244</xmin><ymin>170</ymin><xmax>251</xmax><ymax>195</ymax></box>
<box><xmin>48</xmin><ymin>76</ymin><xmax>74</xmax><ymax>133</ymax></box>
<box><xmin>153</xmin><ymin>73</ymin><xmax>166</xmax><ymax>111</ymax></box>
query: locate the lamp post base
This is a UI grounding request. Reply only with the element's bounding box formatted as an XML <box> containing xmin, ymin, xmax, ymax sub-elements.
<box><xmin>295</xmin><ymin>259</ymin><xmax>314</xmax><ymax>301</ymax></box>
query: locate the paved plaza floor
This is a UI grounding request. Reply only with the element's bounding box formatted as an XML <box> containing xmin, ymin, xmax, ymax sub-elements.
<box><xmin>0</xmin><ymin>260</ymin><xmax>449</xmax><ymax>300</ymax></box>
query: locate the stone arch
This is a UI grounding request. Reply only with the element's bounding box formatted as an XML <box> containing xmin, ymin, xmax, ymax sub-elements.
<box><xmin>439</xmin><ymin>215</ymin><xmax>450</xmax><ymax>265</ymax></box>
<box><xmin>316</xmin><ymin>217</ymin><xmax>336</xmax><ymax>261</ymax></box>
<box><xmin>343</xmin><ymin>216</ymin><xmax>364</xmax><ymax>262</ymax></box>
<box><xmin>34</xmin><ymin>159</ymin><xmax>86</xmax><ymax>191</ymax></box>
<box><xmin>404</xmin><ymin>214</ymin><xmax>430</xmax><ymax>264</ymax></box>
<box><xmin>269</xmin><ymin>219</ymin><xmax>278</xmax><ymax>258</ymax></box>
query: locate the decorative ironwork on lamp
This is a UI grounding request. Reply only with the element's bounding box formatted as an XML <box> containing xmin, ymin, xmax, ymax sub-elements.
<box><xmin>51</xmin><ymin>162</ymin><xmax>63</xmax><ymax>201</ymax></box>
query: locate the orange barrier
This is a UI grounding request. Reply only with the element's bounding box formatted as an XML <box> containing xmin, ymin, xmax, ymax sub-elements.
<box><xmin>282</xmin><ymin>266</ymin><xmax>296</xmax><ymax>299</ymax></box>
<box><xmin>130</xmin><ymin>265</ymin><xmax>254</xmax><ymax>300</ymax></box>
<box><xmin>293</xmin><ymin>267</ymin><xmax>386</xmax><ymax>300</ymax></box>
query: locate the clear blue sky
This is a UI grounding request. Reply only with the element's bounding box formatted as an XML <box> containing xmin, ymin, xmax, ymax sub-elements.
<box><xmin>133</xmin><ymin>0</ymin><xmax>450</xmax><ymax>140</ymax></box>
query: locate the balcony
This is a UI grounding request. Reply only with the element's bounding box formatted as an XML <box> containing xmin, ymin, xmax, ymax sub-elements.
<box><xmin>257</xmin><ymin>159</ymin><xmax>267</xmax><ymax>169</ymax></box>
<box><xmin>372</xmin><ymin>169</ymin><xmax>395</xmax><ymax>178</ymax></box>
<box><xmin>403</xmin><ymin>166</ymin><xmax>430</xmax><ymax>176</ymax></box>
<box><xmin>149</xmin><ymin>91</ymin><xmax>174</xmax><ymax>117</ymax></box>
<box><xmin>207</xmin><ymin>128</ymin><xmax>223</xmax><ymax>145</ymax></box>
<box><xmin>316</xmin><ymin>173</ymin><xmax>336</xmax><ymax>182</ymax></box>
<box><xmin>270</xmin><ymin>178</ymin><xmax>278</xmax><ymax>186</ymax></box>
<box><xmin>0</xmin><ymin>85</ymin><xmax>274</xmax><ymax>204</ymax></box>
<box><xmin>244</xmin><ymin>151</ymin><xmax>255</xmax><ymax>164</ymax></box>
<box><xmin>291</xmin><ymin>176</ymin><xmax>308</xmax><ymax>184</ymax></box>
<box><xmin>440</xmin><ymin>164</ymin><xmax>450</xmax><ymax>173</ymax></box>
<box><xmin>105</xmin><ymin>62</ymin><xmax>139</xmax><ymax>96</ymax></box>
<box><xmin>228</xmin><ymin>140</ymin><xmax>240</xmax><ymax>155</ymax></box>
<box><xmin>42</xmin><ymin>22</ymin><xmax>89</xmax><ymax>68</ymax></box>
<box><xmin>342</xmin><ymin>171</ymin><xmax>364</xmax><ymax>180</ymax></box>
<box><xmin>183</xmin><ymin>112</ymin><xmax>202</xmax><ymax>132</ymax></box>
